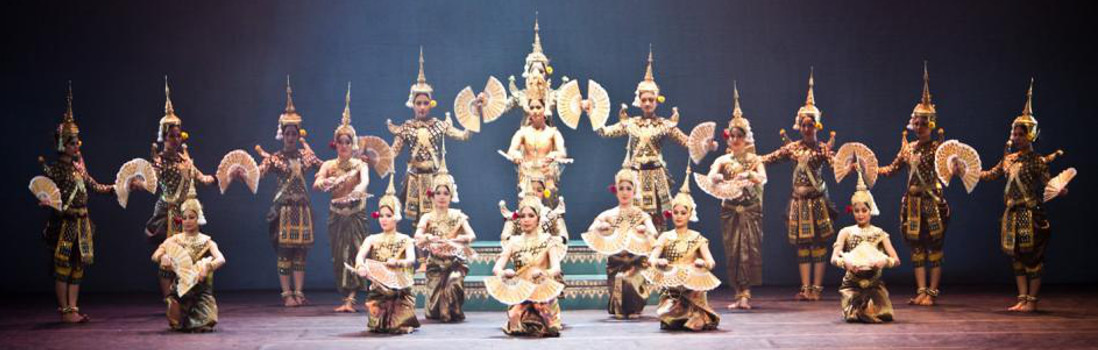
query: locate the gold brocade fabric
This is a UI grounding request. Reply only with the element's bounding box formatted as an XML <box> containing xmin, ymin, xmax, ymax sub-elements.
<box><xmin>389</xmin><ymin>118</ymin><xmax>471</xmax><ymax>222</ymax></box>
<box><xmin>981</xmin><ymin>150</ymin><xmax>1052</xmax><ymax>257</ymax></box>
<box><xmin>363</xmin><ymin>233</ymin><xmax>419</xmax><ymax>334</ymax></box>
<box><xmin>42</xmin><ymin>160</ymin><xmax>112</xmax><ymax>283</ymax></box>
<box><xmin>657</xmin><ymin>287</ymin><xmax>720</xmax><ymax>331</ymax></box>
<box><xmin>761</xmin><ymin>141</ymin><xmax>837</xmax><ymax>245</ymax></box>
<box><xmin>606</xmin><ymin>252</ymin><xmax>650</xmax><ymax>318</ymax></box>
<box><xmin>262</xmin><ymin>149</ymin><xmax>322</xmax><ymax>248</ymax></box>
<box><xmin>880</xmin><ymin>140</ymin><xmax>950</xmax><ymax>244</ymax></box>
<box><xmin>596</xmin><ymin>116</ymin><xmax>690</xmax><ymax>222</ymax></box>
<box><xmin>166</xmin><ymin>234</ymin><xmax>218</xmax><ymax>332</ymax></box>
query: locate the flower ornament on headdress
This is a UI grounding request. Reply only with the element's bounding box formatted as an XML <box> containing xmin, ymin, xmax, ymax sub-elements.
<box><xmin>276</xmin><ymin>76</ymin><xmax>305</xmax><ymax>140</ymax></box>
<box><xmin>56</xmin><ymin>81</ymin><xmax>80</xmax><ymax>152</ymax></box>
<box><xmin>377</xmin><ymin>173</ymin><xmax>403</xmax><ymax>222</ymax></box>
<box><xmin>1011</xmin><ymin>78</ymin><xmax>1040</xmax><ymax>142</ymax></box>
<box><xmin>670</xmin><ymin>164</ymin><xmax>699</xmax><ymax>222</ymax></box>
<box><xmin>725</xmin><ymin>81</ymin><xmax>756</xmax><ymax>151</ymax></box>
<box><xmin>908</xmin><ymin>61</ymin><xmax>938</xmax><ymax>131</ymax></box>
<box><xmin>632</xmin><ymin>44</ymin><xmax>662</xmax><ymax>107</ymax></box>
<box><xmin>333</xmin><ymin>82</ymin><xmax>359</xmax><ymax>150</ymax></box>
<box><xmin>158</xmin><ymin>76</ymin><xmax>183</xmax><ymax>143</ymax></box>
<box><xmin>405</xmin><ymin>47</ymin><xmax>435</xmax><ymax>109</ymax></box>
<box><xmin>849</xmin><ymin>166</ymin><xmax>879</xmax><ymax>216</ymax></box>
<box><xmin>792</xmin><ymin>68</ymin><xmax>823</xmax><ymax>131</ymax></box>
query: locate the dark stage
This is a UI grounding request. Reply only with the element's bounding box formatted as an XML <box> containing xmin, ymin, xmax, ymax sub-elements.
<box><xmin>3</xmin><ymin>286</ymin><xmax>1096</xmax><ymax>349</ymax></box>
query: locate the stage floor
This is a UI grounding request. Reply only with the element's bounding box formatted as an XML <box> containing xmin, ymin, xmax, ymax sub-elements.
<box><xmin>2</xmin><ymin>286</ymin><xmax>1097</xmax><ymax>349</ymax></box>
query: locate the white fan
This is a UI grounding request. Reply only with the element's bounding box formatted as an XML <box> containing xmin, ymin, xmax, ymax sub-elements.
<box><xmin>1044</xmin><ymin>167</ymin><xmax>1076</xmax><ymax>203</ymax></box>
<box><xmin>833</xmin><ymin>142</ymin><xmax>878</xmax><ymax>187</ymax></box>
<box><xmin>29</xmin><ymin>176</ymin><xmax>62</xmax><ymax>211</ymax></box>
<box><xmin>164</xmin><ymin>243</ymin><xmax>201</xmax><ymax>297</ymax></box>
<box><xmin>484</xmin><ymin>275</ymin><xmax>537</xmax><ymax>305</ymax></box>
<box><xmin>216</xmin><ymin>150</ymin><xmax>259</xmax><ymax>194</ymax></box>
<box><xmin>842</xmin><ymin>241</ymin><xmax>888</xmax><ymax>271</ymax></box>
<box><xmin>688</xmin><ymin>122</ymin><xmax>716</xmax><ymax>164</ymax></box>
<box><xmin>692</xmin><ymin>170</ymin><xmax>751</xmax><ymax>201</ymax></box>
<box><xmin>934</xmin><ymin>140</ymin><xmax>981</xmax><ymax>193</ymax></box>
<box><xmin>114</xmin><ymin>158</ymin><xmax>158</xmax><ymax>208</ymax></box>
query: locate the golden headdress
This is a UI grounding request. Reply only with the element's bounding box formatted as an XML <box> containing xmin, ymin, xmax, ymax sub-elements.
<box><xmin>158</xmin><ymin>76</ymin><xmax>183</xmax><ymax>142</ymax></box>
<box><xmin>523</xmin><ymin>13</ymin><xmax>551</xmax><ymax>80</ymax></box>
<box><xmin>670</xmin><ymin>164</ymin><xmax>699</xmax><ymax>222</ymax></box>
<box><xmin>632</xmin><ymin>44</ymin><xmax>661</xmax><ymax>107</ymax></box>
<box><xmin>1011</xmin><ymin>78</ymin><xmax>1039</xmax><ymax>142</ymax></box>
<box><xmin>793</xmin><ymin>68</ymin><xmax>822</xmax><ymax>130</ymax></box>
<box><xmin>277</xmin><ymin>76</ymin><xmax>304</xmax><ymax>140</ymax></box>
<box><xmin>849</xmin><ymin>167</ymin><xmax>879</xmax><ymax>216</ymax></box>
<box><xmin>377</xmin><ymin>173</ymin><xmax>403</xmax><ymax>221</ymax></box>
<box><xmin>432</xmin><ymin>142</ymin><xmax>459</xmax><ymax>203</ymax></box>
<box><xmin>909</xmin><ymin>61</ymin><xmax>937</xmax><ymax>130</ymax></box>
<box><xmin>180</xmin><ymin>183</ymin><xmax>207</xmax><ymax>225</ymax></box>
<box><xmin>517</xmin><ymin>192</ymin><xmax>546</xmax><ymax>218</ymax></box>
<box><xmin>333</xmin><ymin>82</ymin><xmax>359</xmax><ymax>150</ymax></box>
<box><xmin>726</xmin><ymin>81</ymin><xmax>755</xmax><ymax>147</ymax></box>
<box><xmin>405</xmin><ymin>47</ymin><xmax>435</xmax><ymax>109</ymax></box>
<box><xmin>56</xmin><ymin>82</ymin><xmax>80</xmax><ymax>152</ymax></box>
<box><xmin>614</xmin><ymin>140</ymin><xmax>639</xmax><ymax>186</ymax></box>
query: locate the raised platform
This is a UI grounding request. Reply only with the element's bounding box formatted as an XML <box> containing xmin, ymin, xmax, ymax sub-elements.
<box><xmin>2</xmin><ymin>286</ymin><xmax>1096</xmax><ymax>349</ymax></box>
<box><xmin>412</xmin><ymin>240</ymin><xmax>657</xmax><ymax>311</ymax></box>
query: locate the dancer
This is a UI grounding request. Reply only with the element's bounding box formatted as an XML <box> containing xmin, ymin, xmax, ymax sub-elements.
<box><xmin>414</xmin><ymin>155</ymin><xmax>477</xmax><ymax>323</ymax></box>
<box><xmin>36</xmin><ymin>84</ymin><xmax>118</xmax><ymax>323</ymax></box>
<box><xmin>254</xmin><ymin>78</ymin><xmax>323</xmax><ymax>307</ymax></box>
<box><xmin>388</xmin><ymin>48</ymin><xmax>475</xmax><ymax>224</ymax></box>
<box><xmin>760</xmin><ymin>69</ymin><xmax>839</xmax><ymax>301</ymax></box>
<box><xmin>313</xmin><ymin>84</ymin><xmax>370</xmax><ymax>313</ymax></box>
<box><xmin>649</xmin><ymin>166</ymin><xmax>720</xmax><ymax>331</ymax></box>
<box><xmin>876</xmin><ymin>64</ymin><xmax>956</xmax><ymax>306</ymax></box>
<box><xmin>830</xmin><ymin>170</ymin><xmax>900</xmax><ymax>323</ymax></box>
<box><xmin>969</xmin><ymin>79</ymin><xmax>1068</xmax><ymax>312</ymax></box>
<box><xmin>144</xmin><ymin>78</ymin><xmax>217</xmax><ymax>298</ymax></box>
<box><xmin>490</xmin><ymin>196</ymin><xmax>567</xmax><ymax>337</ymax></box>
<box><xmin>352</xmin><ymin>175</ymin><xmax>420</xmax><ymax>333</ymax></box>
<box><xmin>699</xmin><ymin>83</ymin><xmax>767</xmax><ymax>310</ymax></box>
<box><xmin>151</xmin><ymin>196</ymin><xmax>226</xmax><ymax>332</ymax></box>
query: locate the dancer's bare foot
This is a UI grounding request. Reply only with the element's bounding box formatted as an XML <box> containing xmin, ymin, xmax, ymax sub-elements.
<box><xmin>60</xmin><ymin>307</ymin><xmax>89</xmax><ymax>324</ymax></box>
<box><xmin>808</xmin><ymin>286</ymin><xmax>823</xmax><ymax>301</ymax></box>
<box><xmin>919</xmin><ymin>289</ymin><xmax>938</xmax><ymax>306</ymax></box>
<box><xmin>334</xmin><ymin>298</ymin><xmax>356</xmax><ymax>313</ymax></box>
<box><xmin>794</xmin><ymin>286</ymin><xmax>810</xmax><ymax>301</ymax></box>
<box><xmin>282</xmin><ymin>292</ymin><xmax>299</xmax><ymax>307</ymax></box>
<box><xmin>294</xmin><ymin>291</ymin><xmax>308</xmax><ymax>306</ymax></box>
<box><xmin>1007</xmin><ymin>295</ymin><xmax>1027</xmax><ymax>311</ymax></box>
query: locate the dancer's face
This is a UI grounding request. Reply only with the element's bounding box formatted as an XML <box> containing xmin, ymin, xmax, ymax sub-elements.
<box><xmin>63</xmin><ymin>136</ymin><xmax>81</xmax><ymax>158</ymax></box>
<box><xmin>639</xmin><ymin>92</ymin><xmax>658</xmax><ymax>116</ymax></box>
<box><xmin>335</xmin><ymin>134</ymin><xmax>353</xmax><ymax>158</ymax></box>
<box><xmin>911</xmin><ymin>115</ymin><xmax>931</xmax><ymax>140</ymax></box>
<box><xmin>852</xmin><ymin>202</ymin><xmax>871</xmax><ymax>226</ymax></box>
<box><xmin>519</xmin><ymin>207</ymin><xmax>539</xmax><ymax>233</ymax></box>
<box><xmin>727</xmin><ymin>127</ymin><xmax>747</xmax><ymax>152</ymax></box>
<box><xmin>616</xmin><ymin>181</ymin><xmax>635</xmax><ymax>205</ymax></box>
<box><xmin>1010</xmin><ymin>125</ymin><xmax>1031</xmax><ymax>149</ymax></box>
<box><xmin>282</xmin><ymin>125</ymin><xmax>300</xmax><ymax>149</ymax></box>
<box><xmin>182</xmin><ymin>209</ymin><xmax>200</xmax><ymax>232</ymax></box>
<box><xmin>413</xmin><ymin>94</ymin><xmax>432</xmax><ymax>119</ymax></box>
<box><xmin>432</xmin><ymin>186</ymin><xmax>451</xmax><ymax>208</ymax></box>
<box><xmin>671</xmin><ymin>204</ymin><xmax>690</xmax><ymax>228</ymax></box>
<box><xmin>379</xmin><ymin>207</ymin><xmax>397</xmax><ymax>232</ymax></box>
<box><xmin>164</xmin><ymin>126</ymin><xmax>183</xmax><ymax>151</ymax></box>
<box><xmin>798</xmin><ymin>115</ymin><xmax>817</xmax><ymax>139</ymax></box>
<box><xmin>528</xmin><ymin>100</ymin><xmax>546</xmax><ymax>128</ymax></box>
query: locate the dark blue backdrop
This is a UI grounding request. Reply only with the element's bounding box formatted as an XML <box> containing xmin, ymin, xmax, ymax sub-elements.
<box><xmin>4</xmin><ymin>0</ymin><xmax>1095</xmax><ymax>293</ymax></box>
